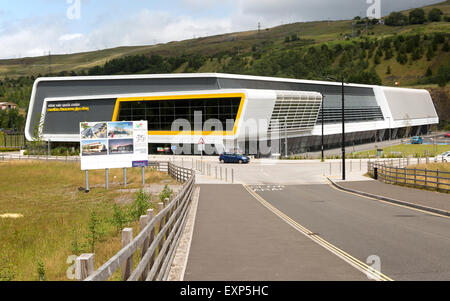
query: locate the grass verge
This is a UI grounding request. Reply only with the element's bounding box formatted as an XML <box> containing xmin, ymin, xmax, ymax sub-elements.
<box><xmin>0</xmin><ymin>160</ymin><xmax>178</xmax><ymax>281</ymax></box>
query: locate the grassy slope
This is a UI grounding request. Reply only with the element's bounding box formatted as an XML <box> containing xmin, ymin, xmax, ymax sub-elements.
<box><xmin>0</xmin><ymin>161</ymin><xmax>177</xmax><ymax>281</ymax></box>
<box><xmin>0</xmin><ymin>1</ymin><xmax>449</xmax><ymax>85</ymax></box>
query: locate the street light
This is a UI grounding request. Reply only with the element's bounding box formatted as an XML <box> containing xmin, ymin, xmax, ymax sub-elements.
<box><xmin>327</xmin><ymin>75</ymin><xmax>346</xmax><ymax>181</ymax></box>
<box><xmin>387</xmin><ymin>116</ymin><xmax>391</xmax><ymax>154</ymax></box>
<box><xmin>321</xmin><ymin>94</ymin><xmax>325</xmax><ymax>162</ymax></box>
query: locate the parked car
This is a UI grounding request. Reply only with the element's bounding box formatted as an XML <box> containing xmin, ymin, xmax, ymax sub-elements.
<box><xmin>435</xmin><ymin>151</ymin><xmax>450</xmax><ymax>163</ymax></box>
<box><xmin>411</xmin><ymin>136</ymin><xmax>424</xmax><ymax>144</ymax></box>
<box><xmin>445</xmin><ymin>133</ymin><xmax>450</xmax><ymax>138</ymax></box>
<box><xmin>219</xmin><ymin>152</ymin><xmax>250</xmax><ymax>164</ymax></box>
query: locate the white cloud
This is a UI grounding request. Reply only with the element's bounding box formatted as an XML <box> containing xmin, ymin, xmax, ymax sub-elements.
<box><xmin>0</xmin><ymin>0</ymin><xmax>443</xmax><ymax>59</ymax></box>
<box><xmin>59</xmin><ymin>33</ymin><xmax>84</xmax><ymax>42</ymax></box>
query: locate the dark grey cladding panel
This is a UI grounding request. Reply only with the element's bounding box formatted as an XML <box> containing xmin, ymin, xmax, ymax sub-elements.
<box><xmin>29</xmin><ymin>77</ymin><xmax>219</xmax><ymax>138</ymax></box>
<box><xmin>217</xmin><ymin>77</ymin><xmax>378</xmax><ymax>108</ymax></box>
<box><xmin>44</xmin><ymin>99</ymin><xmax>116</xmax><ymax>135</ymax></box>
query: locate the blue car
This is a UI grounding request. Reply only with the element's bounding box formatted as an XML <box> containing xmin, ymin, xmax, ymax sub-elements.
<box><xmin>411</xmin><ymin>136</ymin><xmax>424</xmax><ymax>144</ymax></box>
<box><xmin>219</xmin><ymin>153</ymin><xmax>250</xmax><ymax>164</ymax></box>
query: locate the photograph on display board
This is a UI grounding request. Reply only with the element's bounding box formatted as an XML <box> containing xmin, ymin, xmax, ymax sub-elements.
<box><xmin>109</xmin><ymin>139</ymin><xmax>134</xmax><ymax>155</ymax></box>
<box><xmin>81</xmin><ymin>139</ymin><xmax>108</xmax><ymax>156</ymax></box>
<box><xmin>108</xmin><ymin>122</ymin><xmax>133</xmax><ymax>139</ymax></box>
<box><xmin>80</xmin><ymin>122</ymin><xmax>107</xmax><ymax>139</ymax></box>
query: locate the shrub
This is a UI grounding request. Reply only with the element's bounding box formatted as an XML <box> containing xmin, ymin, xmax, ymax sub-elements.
<box><xmin>111</xmin><ymin>204</ymin><xmax>129</xmax><ymax>233</ymax></box>
<box><xmin>409</xmin><ymin>8</ymin><xmax>426</xmax><ymax>25</ymax></box>
<box><xmin>130</xmin><ymin>190</ymin><xmax>151</xmax><ymax>220</ymax></box>
<box><xmin>0</xmin><ymin>265</ymin><xmax>16</xmax><ymax>281</ymax></box>
<box><xmin>159</xmin><ymin>185</ymin><xmax>173</xmax><ymax>204</ymax></box>
<box><xmin>428</xmin><ymin>8</ymin><xmax>443</xmax><ymax>22</ymax></box>
<box><xmin>86</xmin><ymin>211</ymin><xmax>104</xmax><ymax>253</ymax></box>
<box><xmin>37</xmin><ymin>259</ymin><xmax>45</xmax><ymax>281</ymax></box>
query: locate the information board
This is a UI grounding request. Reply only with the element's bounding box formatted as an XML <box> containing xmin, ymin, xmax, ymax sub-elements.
<box><xmin>80</xmin><ymin>121</ymin><xmax>149</xmax><ymax>170</ymax></box>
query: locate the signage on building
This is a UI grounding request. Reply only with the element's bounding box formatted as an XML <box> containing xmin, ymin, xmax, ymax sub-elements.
<box><xmin>80</xmin><ymin>121</ymin><xmax>148</xmax><ymax>170</ymax></box>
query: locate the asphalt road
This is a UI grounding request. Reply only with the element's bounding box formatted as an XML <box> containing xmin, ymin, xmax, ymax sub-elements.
<box><xmin>184</xmin><ymin>185</ymin><xmax>367</xmax><ymax>281</ymax></box>
<box><xmin>253</xmin><ymin>183</ymin><xmax>450</xmax><ymax>281</ymax></box>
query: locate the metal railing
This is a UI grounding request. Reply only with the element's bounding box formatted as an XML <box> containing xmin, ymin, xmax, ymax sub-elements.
<box><xmin>75</xmin><ymin>163</ymin><xmax>195</xmax><ymax>281</ymax></box>
<box><xmin>368</xmin><ymin>159</ymin><xmax>450</xmax><ymax>193</ymax></box>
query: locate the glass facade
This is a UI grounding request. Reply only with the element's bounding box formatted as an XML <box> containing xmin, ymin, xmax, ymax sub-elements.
<box><xmin>117</xmin><ymin>97</ymin><xmax>242</xmax><ymax>131</ymax></box>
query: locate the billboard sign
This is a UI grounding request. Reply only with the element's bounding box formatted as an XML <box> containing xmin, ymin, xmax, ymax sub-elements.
<box><xmin>80</xmin><ymin>121</ymin><xmax>148</xmax><ymax>170</ymax></box>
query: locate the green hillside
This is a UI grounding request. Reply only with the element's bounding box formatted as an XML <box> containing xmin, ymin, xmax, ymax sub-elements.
<box><xmin>0</xmin><ymin>1</ymin><xmax>450</xmax><ymax>132</ymax></box>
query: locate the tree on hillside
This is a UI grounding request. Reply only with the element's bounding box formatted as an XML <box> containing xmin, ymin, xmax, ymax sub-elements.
<box><xmin>426</xmin><ymin>45</ymin><xmax>435</xmax><ymax>61</ymax></box>
<box><xmin>346</xmin><ymin>68</ymin><xmax>382</xmax><ymax>85</ymax></box>
<box><xmin>443</xmin><ymin>41</ymin><xmax>450</xmax><ymax>52</ymax></box>
<box><xmin>409</xmin><ymin>8</ymin><xmax>426</xmax><ymax>25</ymax></box>
<box><xmin>428</xmin><ymin>8</ymin><xmax>443</xmax><ymax>22</ymax></box>
<box><xmin>384</xmin><ymin>12</ymin><xmax>409</xmax><ymax>26</ymax></box>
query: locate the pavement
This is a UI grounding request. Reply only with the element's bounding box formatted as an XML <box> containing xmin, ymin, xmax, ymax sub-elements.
<box><xmin>174</xmin><ymin>158</ymin><xmax>371</xmax><ymax>185</ymax></box>
<box><xmin>337</xmin><ymin>180</ymin><xmax>450</xmax><ymax>213</ymax></box>
<box><xmin>183</xmin><ymin>184</ymin><xmax>367</xmax><ymax>281</ymax></box>
<box><xmin>254</xmin><ymin>183</ymin><xmax>450</xmax><ymax>281</ymax></box>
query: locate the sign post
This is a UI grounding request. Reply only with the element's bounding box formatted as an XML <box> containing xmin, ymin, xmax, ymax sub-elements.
<box><xmin>198</xmin><ymin>137</ymin><xmax>205</xmax><ymax>171</ymax></box>
<box><xmin>85</xmin><ymin>170</ymin><xmax>90</xmax><ymax>193</ymax></box>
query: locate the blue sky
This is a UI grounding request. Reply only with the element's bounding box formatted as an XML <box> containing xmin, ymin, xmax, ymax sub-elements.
<box><xmin>0</xmin><ymin>0</ymin><xmax>443</xmax><ymax>59</ymax></box>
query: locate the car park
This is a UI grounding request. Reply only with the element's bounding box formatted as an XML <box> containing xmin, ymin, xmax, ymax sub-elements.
<box><xmin>435</xmin><ymin>151</ymin><xmax>450</xmax><ymax>163</ymax></box>
<box><xmin>219</xmin><ymin>153</ymin><xmax>250</xmax><ymax>164</ymax></box>
<box><xmin>411</xmin><ymin>136</ymin><xmax>424</xmax><ymax>144</ymax></box>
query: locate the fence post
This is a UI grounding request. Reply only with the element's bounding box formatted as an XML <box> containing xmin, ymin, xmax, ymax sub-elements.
<box><xmin>232</xmin><ymin>169</ymin><xmax>234</xmax><ymax>184</ymax></box>
<box><xmin>225</xmin><ymin>168</ymin><xmax>228</xmax><ymax>182</ymax></box>
<box><xmin>76</xmin><ymin>253</ymin><xmax>95</xmax><ymax>281</ymax></box>
<box><xmin>425</xmin><ymin>168</ymin><xmax>428</xmax><ymax>188</ymax></box>
<box><xmin>140</xmin><ymin>214</ymin><xmax>150</xmax><ymax>280</ymax></box>
<box><xmin>147</xmin><ymin>209</ymin><xmax>155</xmax><ymax>274</ymax></box>
<box><xmin>414</xmin><ymin>168</ymin><xmax>417</xmax><ymax>188</ymax></box>
<box><xmin>436</xmin><ymin>169</ymin><xmax>440</xmax><ymax>191</ymax></box>
<box><xmin>122</xmin><ymin>228</ymin><xmax>133</xmax><ymax>281</ymax></box>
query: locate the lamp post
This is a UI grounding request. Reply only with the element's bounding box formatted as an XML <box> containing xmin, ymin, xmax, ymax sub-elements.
<box><xmin>341</xmin><ymin>77</ymin><xmax>345</xmax><ymax>181</ymax></box>
<box><xmin>284</xmin><ymin>116</ymin><xmax>288</xmax><ymax>158</ymax></box>
<box><xmin>326</xmin><ymin>75</ymin><xmax>346</xmax><ymax>181</ymax></box>
<box><xmin>321</xmin><ymin>94</ymin><xmax>325</xmax><ymax>162</ymax></box>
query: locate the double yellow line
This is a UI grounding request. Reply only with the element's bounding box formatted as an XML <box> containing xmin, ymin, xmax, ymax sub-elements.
<box><xmin>243</xmin><ymin>184</ymin><xmax>394</xmax><ymax>282</ymax></box>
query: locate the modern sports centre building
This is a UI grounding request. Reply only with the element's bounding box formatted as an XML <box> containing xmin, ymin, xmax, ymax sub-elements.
<box><xmin>25</xmin><ymin>73</ymin><xmax>439</xmax><ymax>156</ymax></box>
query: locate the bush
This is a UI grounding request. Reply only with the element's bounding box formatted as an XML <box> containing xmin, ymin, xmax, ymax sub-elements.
<box><xmin>86</xmin><ymin>211</ymin><xmax>104</xmax><ymax>253</ymax></box>
<box><xmin>0</xmin><ymin>265</ymin><xmax>16</xmax><ymax>281</ymax></box>
<box><xmin>159</xmin><ymin>185</ymin><xmax>173</xmax><ymax>204</ymax></box>
<box><xmin>0</xmin><ymin>147</ymin><xmax>19</xmax><ymax>152</ymax></box>
<box><xmin>428</xmin><ymin>8</ymin><xmax>443</xmax><ymax>22</ymax></box>
<box><xmin>409</xmin><ymin>8</ymin><xmax>426</xmax><ymax>25</ymax></box>
<box><xmin>111</xmin><ymin>204</ymin><xmax>129</xmax><ymax>233</ymax></box>
<box><xmin>37</xmin><ymin>260</ymin><xmax>46</xmax><ymax>281</ymax></box>
<box><xmin>130</xmin><ymin>190</ymin><xmax>151</xmax><ymax>220</ymax></box>
<box><xmin>385</xmin><ymin>12</ymin><xmax>409</xmax><ymax>26</ymax></box>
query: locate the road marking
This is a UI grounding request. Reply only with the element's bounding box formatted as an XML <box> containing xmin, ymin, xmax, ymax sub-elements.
<box><xmin>325</xmin><ymin>177</ymin><xmax>450</xmax><ymax>220</ymax></box>
<box><xmin>243</xmin><ymin>184</ymin><xmax>394</xmax><ymax>282</ymax></box>
<box><xmin>250</xmin><ymin>185</ymin><xmax>285</xmax><ymax>192</ymax></box>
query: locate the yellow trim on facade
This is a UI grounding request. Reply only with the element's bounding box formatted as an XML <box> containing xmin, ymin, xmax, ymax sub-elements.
<box><xmin>112</xmin><ymin>93</ymin><xmax>246</xmax><ymax>136</ymax></box>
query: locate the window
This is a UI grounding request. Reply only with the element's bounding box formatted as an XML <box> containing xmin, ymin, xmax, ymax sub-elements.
<box><xmin>117</xmin><ymin>97</ymin><xmax>242</xmax><ymax>132</ymax></box>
